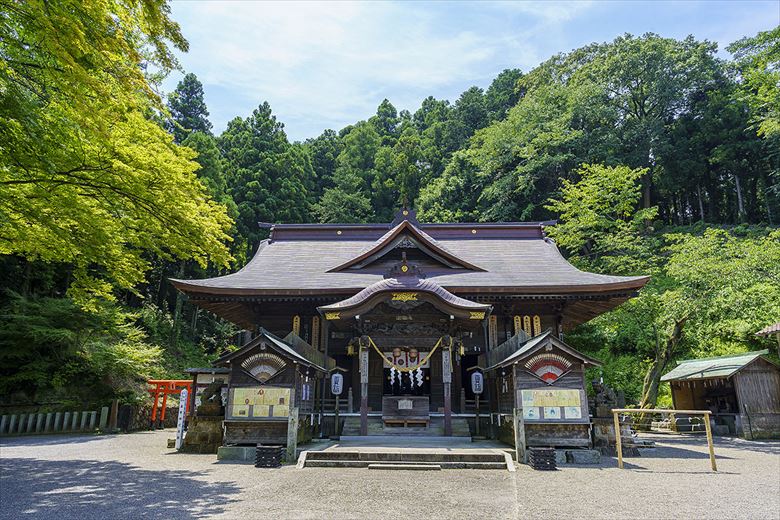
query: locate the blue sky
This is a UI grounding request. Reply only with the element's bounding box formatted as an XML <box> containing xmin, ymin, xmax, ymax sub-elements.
<box><xmin>163</xmin><ymin>1</ymin><xmax>779</xmax><ymax>142</ymax></box>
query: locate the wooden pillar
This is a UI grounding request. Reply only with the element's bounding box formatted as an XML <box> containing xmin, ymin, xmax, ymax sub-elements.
<box><xmin>443</xmin><ymin>343</ymin><xmax>452</xmax><ymax>436</ymax></box>
<box><xmin>319</xmin><ymin>320</ymin><xmax>329</xmax><ymax>438</ymax></box>
<box><xmin>286</xmin><ymin>386</ymin><xmax>298</xmax><ymax>462</ymax></box>
<box><xmin>613</xmin><ymin>410</ymin><xmax>623</xmax><ymax>469</ymax></box>
<box><xmin>359</xmin><ymin>341</ymin><xmax>369</xmax><ymax>436</ymax></box>
<box><xmin>513</xmin><ymin>408</ymin><xmax>526</xmax><ymax>464</ymax></box>
<box><xmin>704</xmin><ymin>411</ymin><xmax>717</xmax><ymax>471</ymax></box>
<box><xmin>512</xmin><ymin>366</ymin><xmax>526</xmax><ymax>463</ymax></box>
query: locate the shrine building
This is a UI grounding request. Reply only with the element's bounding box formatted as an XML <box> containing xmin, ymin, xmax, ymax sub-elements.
<box><xmin>172</xmin><ymin>209</ymin><xmax>648</xmax><ymax>451</ymax></box>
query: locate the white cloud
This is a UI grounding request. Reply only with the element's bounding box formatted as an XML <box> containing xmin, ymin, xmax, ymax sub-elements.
<box><xmin>166</xmin><ymin>1</ymin><xmax>581</xmax><ymax>140</ymax></box>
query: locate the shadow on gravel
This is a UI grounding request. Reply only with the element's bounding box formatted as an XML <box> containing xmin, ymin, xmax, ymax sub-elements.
<box><xmin>0</xmin><ymin>457</ymin><xmax>240</xmax><ymax>519</ymax></box>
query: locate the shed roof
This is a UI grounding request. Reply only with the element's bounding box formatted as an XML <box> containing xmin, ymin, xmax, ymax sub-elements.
<box><xmin>486</xmin><ymin>330</ymin><xmax>603</xmax><ymax>371</ymax></box>
<box><xmin>756</xmin><ymin>323</ymin><xmax>780</xmax><ymax>337</ymax></box>
<box><xmin>660</xmin><ymin>350</ymin><xmax>771</xmax><ymax>382</ymax></box>
<box><xmin>215</xmin><ymin>328</ymin><xmax>327</xmax><ymax>372</ymax></box>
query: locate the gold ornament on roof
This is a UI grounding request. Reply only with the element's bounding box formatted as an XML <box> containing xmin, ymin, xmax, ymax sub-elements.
<box><xmin>470</xmin><ymin>311</ymin><xmax>486</xmax><ymax>320</ymax></box>
<box><xmin>391</xmin><ymin>292</ymin><xmax>418</xmax><ymax>302</ymax></box>
<box><xmin>324</xmin><ymin>312</ymin><xmax>340</xmax><ymax>320</ymax></box>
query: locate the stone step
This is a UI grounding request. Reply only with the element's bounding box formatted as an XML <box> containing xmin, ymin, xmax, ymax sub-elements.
<box><xmin>306</xmin><ymin>460</ymin><xmax>507</xmax><ymax>470</ymax></box>
<box><xmin>305</xmin><ymin>450</ymin><xmax>505</xmax><ymax>462</ymax></box>
<box><xmin>368</xmin><ymin>463</ymin><xmax>441</xmax><ymax>471</ymax></box>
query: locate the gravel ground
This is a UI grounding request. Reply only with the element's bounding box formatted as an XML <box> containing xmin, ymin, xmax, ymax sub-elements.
<box><xmin>1</xmin><ymin>430</ymin><xmax>778</xmax><ymax>519</ymax></box>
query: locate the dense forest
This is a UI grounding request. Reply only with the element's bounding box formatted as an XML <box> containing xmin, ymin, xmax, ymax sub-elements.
<box><xmin>1</xmin><ymin>2</ymin><xmax>778</xmax><ymax>410</ymax></box>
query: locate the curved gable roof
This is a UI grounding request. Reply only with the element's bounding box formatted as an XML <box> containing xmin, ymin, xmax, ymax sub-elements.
<box><xmin>327</xmin><ymin>219</ymin><xmax>485</xmax><ymax>272</ymax></box>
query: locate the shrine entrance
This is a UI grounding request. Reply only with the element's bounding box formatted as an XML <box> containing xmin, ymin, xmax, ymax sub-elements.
<box><xmin>318</xmin><ymin>257</ymin><xmax>492</xmax><ymax>436</ymax></box>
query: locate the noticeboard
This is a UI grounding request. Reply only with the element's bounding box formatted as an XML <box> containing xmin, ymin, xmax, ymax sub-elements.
<box><xmin>227</xmin><ymin>386</ymin><xmax>291</xmax><ymax>420</ymax></box>
<box><xmin>521</xmin><ymin>388</ymin><xmax>584</xmax><ymax>422</ymax></box>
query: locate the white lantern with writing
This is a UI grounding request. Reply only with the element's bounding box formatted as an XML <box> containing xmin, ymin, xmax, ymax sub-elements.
<box><xmin>331</xmin><ymin>373</ymin><xmax>344</xmax><ymax>396</ymax></box>
<box><xmin>471</xmin><ymin>372</ymin><xmax>484</xmax><ymax>395</ymax></box>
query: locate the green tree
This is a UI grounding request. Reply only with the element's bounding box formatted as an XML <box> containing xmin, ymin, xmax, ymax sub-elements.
<box><xmin>220</xmin><ymin>103</ymin><xmax>314</xmax><ymax>258</ymax></box>
<box><xmin>0</xmin><ymin>294</ymin><xmax>163</xmax><ymax>405</ymax></box>
<box><xmin>728</xmin><ymin>26</ymin><xmax>780</xmax><ymax>139</ymax></box>
<box><xmin>0</xmin><ymin>0</ymin><xmax>233</xmax><ymax>308</ymax></box>
<box><xmin>545</xmin><ymin>164</ymin><xmax>659</xmax><ymax>274</ymax></box>
<box><xmin>305</xmin><ymin>129</ymin><xmax>342</xmax><ymax>196</ymax></box>
<box><xmin>166</xmin><ymin>72</ymin><xmax>213</xmax><ymax>142</ymax></box>
<box><xmin>485</xmin><ymin>68</ymin><xmax>524</xmax><ymax>121</ymax></box>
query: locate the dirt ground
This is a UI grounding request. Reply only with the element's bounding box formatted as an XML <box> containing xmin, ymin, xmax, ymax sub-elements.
<box><xmin>1</xmin><ymin>430</ymin><xmax>778</xmax><ymax>519</ymax></box>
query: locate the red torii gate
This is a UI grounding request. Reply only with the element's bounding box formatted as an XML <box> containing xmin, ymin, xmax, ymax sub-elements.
<box><xmin>147</xmin><ymin>379</ymin><xmax>193</xmax><ymax>427</ymax></box>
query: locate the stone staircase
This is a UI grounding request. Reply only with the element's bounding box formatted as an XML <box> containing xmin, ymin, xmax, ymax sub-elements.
<box><xmin>301</xmin><ymin>449</ymin><xmax>510</xmax><ymax>470</ymax></box>
<box><xmin>341</xmin><ymin>416</ymin><xmax>471</xmax><ymax>437</ymax></box>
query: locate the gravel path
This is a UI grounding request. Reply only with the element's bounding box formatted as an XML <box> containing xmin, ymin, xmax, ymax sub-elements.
<box><xmin>1</xmin><ymin>430</ymin><xmax>778</xmax><ymax>519</ymax></box>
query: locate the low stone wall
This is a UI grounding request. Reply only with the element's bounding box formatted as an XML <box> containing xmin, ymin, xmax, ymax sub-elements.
<box><xmin>743</xmin><ymin>413</ymin><xmax>780</xmax><ymax>440</ymax></box>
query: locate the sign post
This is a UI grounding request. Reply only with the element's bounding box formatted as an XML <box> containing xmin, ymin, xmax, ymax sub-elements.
<box><xmin>331</xmin><ymin>373</ymin><xmax>343</xmax><ymax>438</ymax></box>
<box><xmin>174</xmin><ymin>388</ymin><xmax>188</xmax><ymax>450</ymax></box>
<box><xmin>471</xmin><ymin>371</ymin><xmax>484</xmax><ymax>437</ymax></box>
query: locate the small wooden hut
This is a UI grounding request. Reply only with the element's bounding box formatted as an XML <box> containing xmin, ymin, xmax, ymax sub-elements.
<box><xmin>661</xmin><ymin>350</ymin><xmax>780</xmax><ymax>439</ymax></box>
<box><xmin>214</xmin><ymin>328</ymin><xmax>332</xmax><ymax>450</ymax></box>
<box><xmin>485</xmin><ymin>330</ymin><xmax>602</xmax><ymax>453</ymax></box>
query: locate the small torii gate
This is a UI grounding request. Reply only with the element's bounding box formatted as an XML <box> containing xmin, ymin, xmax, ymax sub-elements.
<box><xmin>147</xmin><ymin>379</ymin><xmax>193</xmax><ymax>428</ymax></box>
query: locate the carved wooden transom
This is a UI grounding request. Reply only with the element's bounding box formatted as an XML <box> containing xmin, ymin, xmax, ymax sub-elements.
<box><xmin>241</xmin><ymin>352</ymin><xmax>287</xmax><ymax>383</ymax></box>
<box><xmin>524</xmin><ymin>352</ymin><xmax>573</xmax><ymax>384</ymax></box>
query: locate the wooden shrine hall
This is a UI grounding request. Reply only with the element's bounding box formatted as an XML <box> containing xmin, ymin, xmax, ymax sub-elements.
<box><xmin>171</xmin><ymin>209</ymin><xmax>648</xmax><ymax>447</ymax></box>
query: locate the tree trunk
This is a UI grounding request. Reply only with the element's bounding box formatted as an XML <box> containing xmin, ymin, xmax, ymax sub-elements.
<box><xmin>696</xmin><ymin>185</ymin><xmax>705</xmax><ymax>222</ymax></box>
<box><xmin>734</xmin><ymin>173</ymin><xmax>745</xmax><ymax>223</ymax></box>
<box><xmin>170</xmin><ymin>261</ymin><xmax>186</xmax><ymax>350</ymax></box>
<box><xmin>639</xmin><ymin>318</ymin><xmax>687</xmax><ymax>409</ymax></box>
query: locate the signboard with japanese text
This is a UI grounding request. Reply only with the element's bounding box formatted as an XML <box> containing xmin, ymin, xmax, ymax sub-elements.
<box><xmin>228</xmin><ymin>386</ymin><xmax>291</xmax><ymax>420</ymax></box>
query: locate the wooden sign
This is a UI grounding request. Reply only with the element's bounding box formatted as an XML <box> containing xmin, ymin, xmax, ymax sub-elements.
<box><xmin>174</xmin><ymin>388</ymin><xmax>187</xmax><ymax>450</ymax></box>
<box><xmin>359</xmin><ymin>350</ymin><xmax>369</xmax><ymax>384</ymax></box>
<box><xmin>442</xmin><ymin>350</ymin><xmax>452</xmax><ymax>383</ymax></box>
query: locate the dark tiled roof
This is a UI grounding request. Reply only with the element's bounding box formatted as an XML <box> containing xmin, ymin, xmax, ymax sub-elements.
<box><xmin>171</xmin><ymin>220</ymin><xmax>648</xmax><ymax>296</ymax></box>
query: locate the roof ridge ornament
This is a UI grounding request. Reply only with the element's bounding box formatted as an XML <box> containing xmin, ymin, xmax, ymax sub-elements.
<box><xmin>385</xmin><ymin>251</ymin><xmax>426</xmax><ymax>279</ymax></box>
<box><xmin>390</xmin><ymin>207</ymin><xmax>419</xmax><ymax>226</ymax></box>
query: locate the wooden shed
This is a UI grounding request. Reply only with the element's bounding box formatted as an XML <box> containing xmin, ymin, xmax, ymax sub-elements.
<box><xmin>661</xmin><ymin>350</ymin><xmax>780</xmax><ymax>439</ymax></box>
<box><xmin>215</xmin><ymin>328</ymin><xmax>332</xmax><ymax>449</ymax></box>
<box><xmin>485</xmin><ymin>330</ymin><xmax>602</xmax><ymax>452</ymax></box>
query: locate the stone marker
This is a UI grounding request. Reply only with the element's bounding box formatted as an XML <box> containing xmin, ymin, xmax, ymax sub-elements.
<box><xmin>63</xmin><ymin>412</ymin><xmax>71</xmax><ymax>431</ymax></box>
<box><xmin>71</xmin><ymin>412</ymin><xmax>79</xmax><ymax>431</ymax></box>
<box><xmin>54</xmin><ymin>412</ymin><xmax>62</xmax><ymax>432</ymax></box>
<box><xmin>89</xmin><ymin>411</ymin><xmax>97</xmax><ymax>430</ymax></box>
<box><xmin>27</xmin><ymin>414</ymin><xmax>36</xmax><ymax>433</ymax></box>
<box><xmin>80</xmin><ymin>412</ymin><xmax>89</xmax><ymax>431</ymax></box>
<box><xmin>17</xmin><ymin>414</ymin><xmax>26</xmax><ymax>434</ymax></box>
<box><xmin>99</xmin><ymin>407</ymin><xmax>109</xmax><ymax>429</ymax></box>
<box><xmin>45</xmin><ymin>413</ymin><xmax>53</xmax><ymax>433</ymax></box>
<box><xmin>36</xmin><ymin>413</ymin><xmax>45</xmax><ymax>433</ymax></box>
<box><xmin>0</xmin><ymin>415</ymin><xmax>7</xmax><ymax>435</ymax></box>
<box><xmin>7</xmin><ymin>415</ymin><xmax>16</xmax><ymax>435</ymax></box>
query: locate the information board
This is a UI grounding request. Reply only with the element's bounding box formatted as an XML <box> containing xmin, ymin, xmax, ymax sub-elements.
<box><xmin>228</xmin><ymin>386</ymin><xmax>291</xmax><ymax>420</ymax></box>
<box><xmin>521</xmin><ymin>388</ymin><xmax>583</xmax><ymax>422</ymax></box>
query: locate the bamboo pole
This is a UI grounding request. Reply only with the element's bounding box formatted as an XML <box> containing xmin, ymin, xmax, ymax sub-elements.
<box><xmin>703</xmin><ymin>413</ymin><xmax>718</xmax><ymax>471</ymax></box>
<box><xmin>613</xmin><ymin>410</ymin><xmax>623</xmax><ymax>469</ymax></box>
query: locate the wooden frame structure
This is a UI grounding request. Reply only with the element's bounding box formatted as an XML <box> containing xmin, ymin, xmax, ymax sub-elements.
<box><xmin>611</xmin><ymin>408</ymin><xmax>717</xmax><ymax>471</ymax></box>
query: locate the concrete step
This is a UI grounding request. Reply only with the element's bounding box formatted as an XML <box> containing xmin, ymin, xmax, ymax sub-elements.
<box><xmin>368</xmin><ymin>463</ymin><xmax>441</xmax><ymax>471</ymax></box>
